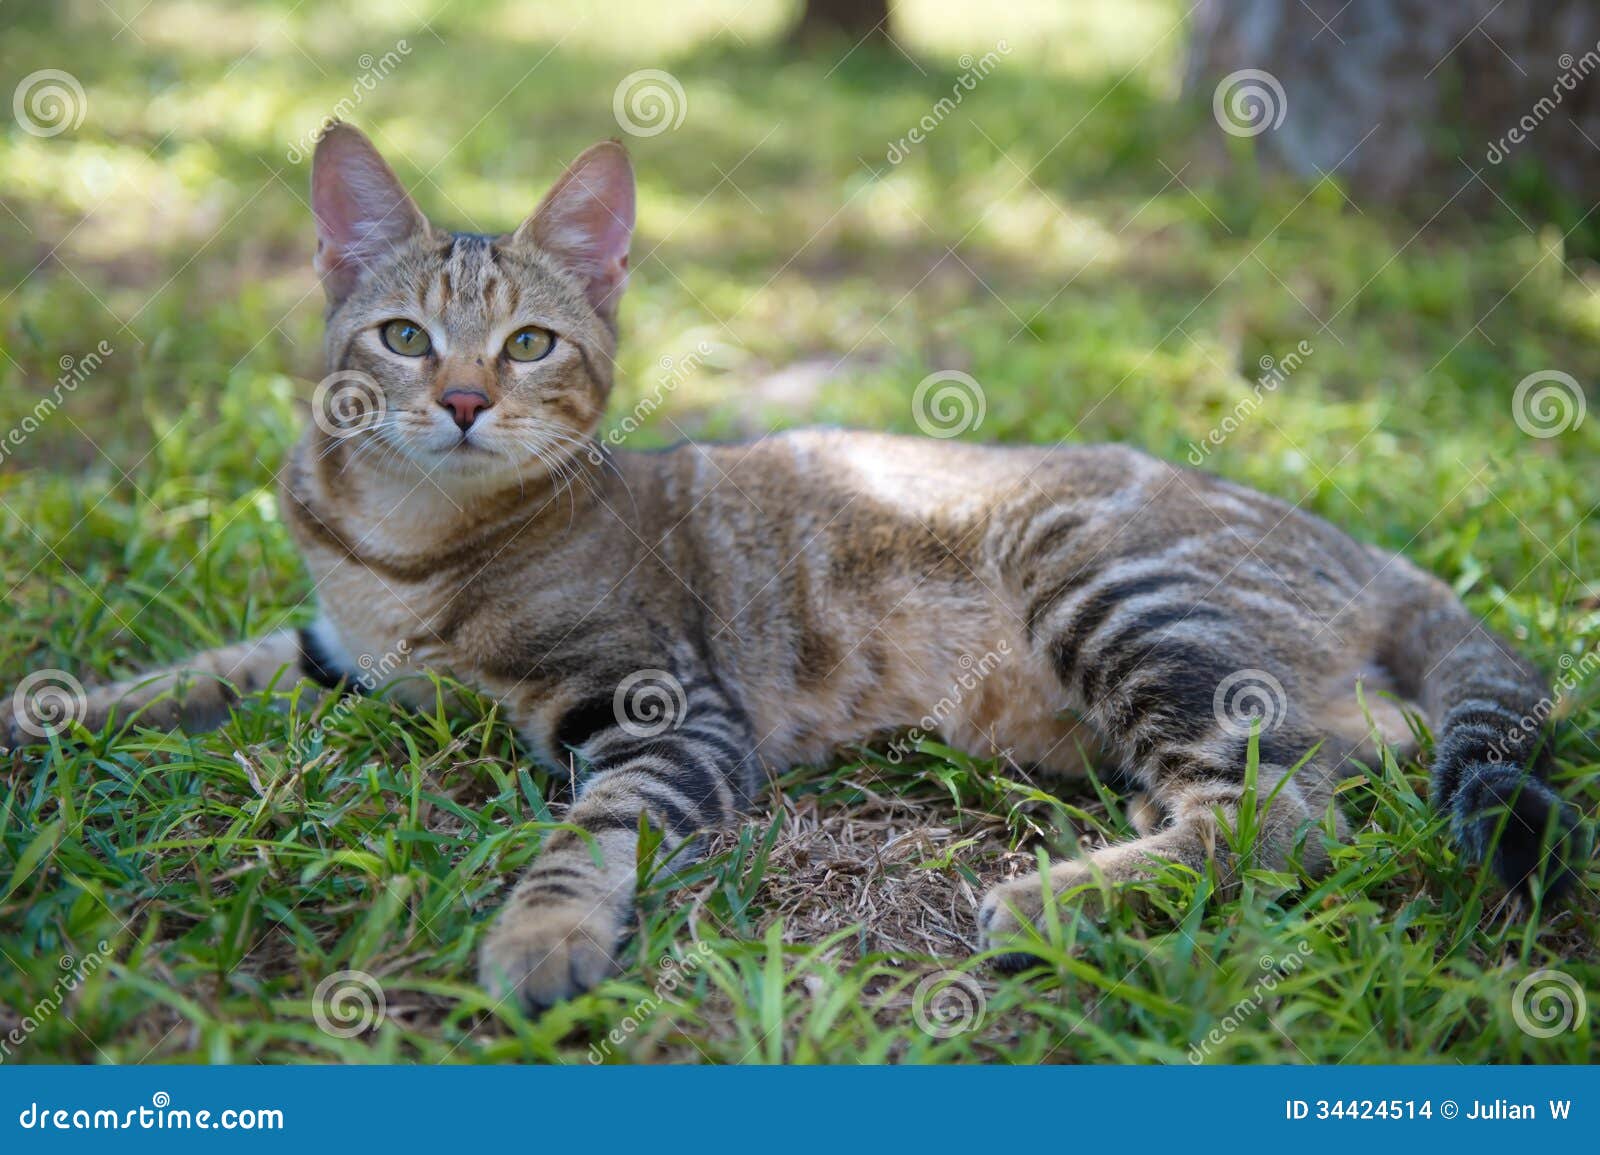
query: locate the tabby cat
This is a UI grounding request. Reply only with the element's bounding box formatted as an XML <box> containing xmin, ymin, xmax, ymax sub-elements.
<box><xmin>6</xmin><ymin>125</ymin><xmax>1578</xmax><ymax>1009</ymax></box>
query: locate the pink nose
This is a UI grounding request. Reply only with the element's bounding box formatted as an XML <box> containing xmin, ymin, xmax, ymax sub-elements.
<box><xmin>439</xmin><ymin>389</ymin><xmax>491</xmax><ymax>431</ymax></box>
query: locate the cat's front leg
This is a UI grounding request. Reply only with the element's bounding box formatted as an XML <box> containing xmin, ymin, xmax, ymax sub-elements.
<box><xmin>3</xmin><ymin>626</ymin><xmax>346</xmax><ymax>748</ymax></box>
<box><xmin>478</xmin><ymin>669</ymin><xmax>757</xmax><ymax>1009</ymax></box>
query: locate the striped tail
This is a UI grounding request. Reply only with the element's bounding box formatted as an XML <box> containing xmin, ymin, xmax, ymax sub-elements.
<box><xmin>1380</xmin><ymin>562</ymin><xmax>1580</xmax><ymax>900</ymax></box>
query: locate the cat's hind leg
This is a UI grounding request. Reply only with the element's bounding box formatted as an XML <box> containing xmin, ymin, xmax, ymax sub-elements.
<box><xmin>977</xmin><ymin>763</ymin><xmax>1331</xmax><ymax>961</ymax></box>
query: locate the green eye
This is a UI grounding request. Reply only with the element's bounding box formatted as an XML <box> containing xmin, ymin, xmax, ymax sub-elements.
<box><xmin>380</xmin><ymin>319</ymin><xmax>431</xmax><ymax>357</ymax></box>
<box><xmin>505</xmin><ymin>325</ymin><xmax>555</xmax><ymax>363</ymax></box>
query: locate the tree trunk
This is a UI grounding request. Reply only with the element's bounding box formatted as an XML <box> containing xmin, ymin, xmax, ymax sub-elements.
<box><xmin>789</xmin><ymin>0</ymin><xmax>894</xmax><ymax>48</ymax></box>
<box><xmin>1184</xmin><ymin>0</ymin><xmax>1600</xmax><ymax>213</ymax></box>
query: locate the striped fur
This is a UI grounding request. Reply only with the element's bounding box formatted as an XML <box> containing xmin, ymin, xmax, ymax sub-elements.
<box><xmin>6</xmin><ymin>126</ymin><xmax>1579</xmax><ymax>1008</ymax></box>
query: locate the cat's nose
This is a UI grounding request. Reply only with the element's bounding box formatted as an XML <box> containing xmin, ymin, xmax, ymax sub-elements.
<box><xmin>439</xmin><ymin>389</ymin><xmax>492</xmax><ymax>431</ymax></box>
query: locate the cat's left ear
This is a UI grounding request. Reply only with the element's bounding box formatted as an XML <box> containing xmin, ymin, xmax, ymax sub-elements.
<box><xmin>515</xmin><ymin>142</ymin><xmax>635</xmax><ymax>322</ymax></box>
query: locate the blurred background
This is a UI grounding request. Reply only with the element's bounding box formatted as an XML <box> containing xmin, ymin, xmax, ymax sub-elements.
<box><xmin>0</xmin><ymin>0</ymin><xmax>1595</xmax><ymax>690</ymax></box>
<box><xmin>1</xmin><ymin>0</ymin><xmax>1597</xmax><ymax>1066</ymax></box>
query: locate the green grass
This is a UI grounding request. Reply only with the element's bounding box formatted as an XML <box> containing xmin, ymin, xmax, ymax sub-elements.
<box><xmin>1</xmin><ymin>0</ymin><xmax>1597</xmax><ymax>1064</ymax></box>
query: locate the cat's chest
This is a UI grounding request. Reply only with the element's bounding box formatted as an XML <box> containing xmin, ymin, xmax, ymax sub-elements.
<box><xmin>300</xmin><ymin>551</ymin><xmax>450</xmax><ymax>696</ymax></box>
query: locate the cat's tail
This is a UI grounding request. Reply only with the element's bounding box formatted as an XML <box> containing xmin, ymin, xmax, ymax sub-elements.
<box><xmin>1378</xmin><ymin>557</ymin><xmax>1580</xmax><ymax>901</ymax></box>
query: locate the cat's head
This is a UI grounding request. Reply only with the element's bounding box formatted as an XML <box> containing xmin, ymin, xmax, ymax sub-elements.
<box><xmin>309</xmin><ymin>123</ymin><xmax>633</xmax><ymax>483</ymax></box>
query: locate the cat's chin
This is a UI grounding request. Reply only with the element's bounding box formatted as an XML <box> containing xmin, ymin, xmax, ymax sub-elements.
<box><xmin>395</xmin><ymin>439</ymin><xmax>574</xmax><ymax>494</ymax></box>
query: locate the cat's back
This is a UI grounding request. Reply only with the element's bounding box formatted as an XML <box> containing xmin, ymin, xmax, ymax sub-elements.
<box><xmin>628</xmin><ymin>427</ymin><xmax>1158</xmax><ymax>525</ymax></box>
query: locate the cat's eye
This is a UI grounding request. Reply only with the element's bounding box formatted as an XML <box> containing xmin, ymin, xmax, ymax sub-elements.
<box><xmin>505</xmin><ymin>326</ymin><xmax>555</xmax><ymax>363</ymax></box>
<box><xmin>380</xmin><ymin>319</ymin><xmax>431</xmax><ymax>357</ymax></box>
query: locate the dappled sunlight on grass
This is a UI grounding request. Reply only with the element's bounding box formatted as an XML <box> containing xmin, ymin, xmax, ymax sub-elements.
<box><xmin>0</xmin><ymin>0</ymin><xmax>1596</xmax><ymax>1064</ymax></box>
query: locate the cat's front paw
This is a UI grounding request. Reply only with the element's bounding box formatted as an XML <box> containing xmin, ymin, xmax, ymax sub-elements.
<box><xmin>478</xmin><ymin>896</ymin><xmax>628</xmax><ymax>1011</ymax></box>
<box><xmin>976</xmin><ymin>864</ymin><xmax>1098</xmax><ymax>971</ymax></box>
<box><xmin>2</xmin><ymin>673</ymin><xmax>100</xmax><ymax>751</ymax></box>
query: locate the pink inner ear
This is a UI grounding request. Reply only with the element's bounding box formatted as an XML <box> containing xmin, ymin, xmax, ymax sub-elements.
<box><xmin>311</xmin><ymin>127</ymin><xmax>425</xmax><ymax>297</ymax></box>
<box><xmin>524</xmin><ymin>144</ymin><xmax>636</xmax><ymax>318</ymax></box>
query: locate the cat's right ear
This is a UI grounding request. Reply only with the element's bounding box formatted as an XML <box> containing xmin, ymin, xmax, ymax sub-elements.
<box><xmin>311</xmin><ymin>123</ymin><xmax>428</xmax><ymax>305</ymax></box>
